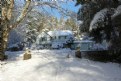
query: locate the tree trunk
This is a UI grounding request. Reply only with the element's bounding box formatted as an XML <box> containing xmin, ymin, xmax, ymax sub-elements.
<box><xmin>0</xmin><ymin>23</ymin><xmax>9</xmax><ymax>61</ymax></box>
<box><xmin>0</xmin><ymin>0</ymin><xmax>31</xmax><ymax>61</ymax></box>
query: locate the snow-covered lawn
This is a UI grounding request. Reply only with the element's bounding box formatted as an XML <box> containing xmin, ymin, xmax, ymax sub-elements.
<box><xmin>1</xmin><ymin>49</ymin><xmax>121</xmax><ymax>81</ymax></box>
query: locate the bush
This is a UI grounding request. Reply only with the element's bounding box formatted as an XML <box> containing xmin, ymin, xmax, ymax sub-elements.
<box><xmin>84</xmin><ymin>50</ymin><xmax>121</xmax><ymax>63</ymax></box>
<box><xmin>7</xmin><ymin>43</ymin><xmax>24</xmax><ymax>51</ymax></box>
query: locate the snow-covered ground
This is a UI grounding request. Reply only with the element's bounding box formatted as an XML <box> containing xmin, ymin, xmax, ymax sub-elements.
<box><xmin>1</xmin><ymin>49</ymin><xmax>121</xmax><ymax>81</ymax></box>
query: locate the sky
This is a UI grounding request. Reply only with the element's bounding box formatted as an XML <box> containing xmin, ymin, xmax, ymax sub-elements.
<box><xmin>41</xmin><ymin>1</ymin><xmax>81</xmax><ymax>19</ymax></box>
<box><xmin>17</xmin><ymin>0</ymin><xmax>81</xmax><ymax>19</ymax></box>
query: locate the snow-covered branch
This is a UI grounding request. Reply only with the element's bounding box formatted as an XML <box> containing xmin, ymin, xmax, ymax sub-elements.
<box><xmin>12</xmin><ymin>0</ymin><xmax>31</xmax><ymax>29</ymax></box>
<box><xmin>32</xmin><ymin>1</ymin><xmax>74</xmax><ymax>17</ymax></box>
<box><xmin>112</xmin><ymin>5</ymin><xmax>121</xmax><ymax>19</ymax></box>
<box><xmin>7</xmin><ymin>0</ymin><xmax>14</xmax><ymax>20</ymax></box>
<box><xmin>90</xmin><ymin>8</ymin><xmax>108</xmax><ymax>31</ymax></box>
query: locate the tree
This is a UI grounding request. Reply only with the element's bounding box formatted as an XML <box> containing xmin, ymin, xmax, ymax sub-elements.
<box><xmin>65</xmin><ymin>18</ymin><xmax>77</xmax><ymax>31</ymax></box>
<box><xmin>22</xmin><ymin>10</ymin><xmax>48</xmax><ymax>47</ymax></box>
<box><xmin>0</xmin><ymin>0</ymin><xmax>31</xmax><ymax>60</ymax></box>
<box><xmin>76</xmin><ymin>0</ymin><xmax>121</xmax><ymax>53</ymax></box>
<box><xmin>77</xmin><ymin>0</ymin><xmax>119</xmax><ymax>32</ymax></box>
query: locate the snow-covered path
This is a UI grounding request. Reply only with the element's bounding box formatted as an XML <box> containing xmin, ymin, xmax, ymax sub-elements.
<box><xmin>0</xmin><ymin>49</ymin><xmax>121</xmax><ymax>81</ymax></box>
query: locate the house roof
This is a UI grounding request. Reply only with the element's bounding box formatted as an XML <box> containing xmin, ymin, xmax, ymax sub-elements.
<box><xmin>47</xmin><ymin>30</ymin><xmax>73</xmax><ymax>36</ymax></box>
<box><xmin>38</xmin><ymin>30</ymin><xmax>74</xmax><ymax>38</ymax></box>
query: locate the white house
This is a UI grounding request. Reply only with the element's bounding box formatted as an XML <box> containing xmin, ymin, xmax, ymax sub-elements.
<box><xmin>36</xmin><ymin>30</ymin><xmax>107</xmax><ymax>50</ymax></box>
<box><xmin>36</xmin><ymin>30</ymin><xmax>74</xmax><ymax>49</ymax></box>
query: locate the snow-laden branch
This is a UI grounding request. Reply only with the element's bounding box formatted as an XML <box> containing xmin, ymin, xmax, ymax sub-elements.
<box><xmin>112</xmin><ymin>5</ymin><xmax>121</xmax><ymax>19</ymax></box>
<box><xmin>7</xmin><ymin>0</ymin><xmax>14</xmax><ymax>20</ymax></box>
<box><xmin>90</xmin><ymin>8</ymin><xmax>108</xmax><ymax>31</ymax></box>
<box><xmin>12</xmin><ymin>0</ymin><xmax>31</xmax><ymax>29</ymax></box>
<box><xmin>32</xmin><ymin>1</ymin><xmax>74</xmax><ymax>17</ymax></box>
<box><xmin>90</xmin><ymin>5</ymin><xmax>121</xmax><ymax>31</ymax></box>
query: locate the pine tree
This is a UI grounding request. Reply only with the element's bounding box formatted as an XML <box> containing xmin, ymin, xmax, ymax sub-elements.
<box><xmin>77</xmin><ymin>0</ymin><xmax>121</xmax><ymax>53</ymax></box>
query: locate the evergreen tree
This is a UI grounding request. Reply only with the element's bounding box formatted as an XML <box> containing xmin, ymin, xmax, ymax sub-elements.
<box><xmin>76</xmin><ymin>0</ymin><xmax>121</xmax><ymax>53</ymax></box>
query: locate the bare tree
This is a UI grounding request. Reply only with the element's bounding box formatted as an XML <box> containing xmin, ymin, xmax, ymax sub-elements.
<box><xmin>0</xmin><ymin>0</ymin><xmax>31</xmax><ymax>60</ymax></box>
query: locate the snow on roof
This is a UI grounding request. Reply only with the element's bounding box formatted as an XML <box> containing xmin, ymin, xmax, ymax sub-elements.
<box><xmin>47</xmin><ymin>30</ymin><xmax>73</xmax><ymax>36</ymax></box>
<box><xmin>37</xmin><ymin>30</ymin><xmax>74</xmax><ymax>40</ymax></box>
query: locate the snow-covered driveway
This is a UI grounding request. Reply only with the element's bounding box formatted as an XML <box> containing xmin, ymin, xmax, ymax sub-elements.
<box><xmin>1</xmin><ymin>49</ymin><xmax>121</xmax><ymax>81</ymax></box>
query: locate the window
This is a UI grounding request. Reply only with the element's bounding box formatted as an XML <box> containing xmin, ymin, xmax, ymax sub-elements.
<box><xmin>59</xmin><ymin>36</ymin><xmax>66</xmax><ymax>40</ymax></box>
<box><xmin>41</xmin><ymin>37</ymin><xmax>47</xmax><ymax>41</ymax></box>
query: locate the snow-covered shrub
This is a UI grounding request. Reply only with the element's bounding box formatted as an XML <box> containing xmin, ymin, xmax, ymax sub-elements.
<box><xmin>8</xmin><ymin>29</ymin><xmax>24</xmax><ymax>47</ymax></box>
<box><xmin>7</xmin><ymin>43</ymin><xmax>24</xmax><ymax>51</ymax></box>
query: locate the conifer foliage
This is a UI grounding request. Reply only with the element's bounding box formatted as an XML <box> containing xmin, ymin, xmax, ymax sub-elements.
<box><xmin>77</xmin><ymin>0</ymin><xmax>121</xmax><ymax>62</ymax></box>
